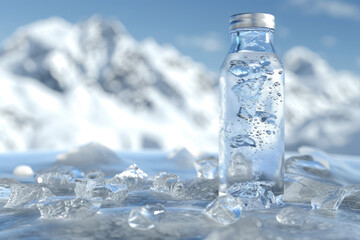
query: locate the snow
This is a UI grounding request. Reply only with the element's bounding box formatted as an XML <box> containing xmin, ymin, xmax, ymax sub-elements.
<box><xmin>0</xmin><ymin>16</ymin><xmax>359</xmax><ymax>154</ymax></box>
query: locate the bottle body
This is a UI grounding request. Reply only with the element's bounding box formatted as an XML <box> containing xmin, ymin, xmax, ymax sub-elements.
<box><xmin>219</xmin><ymin>28</ymin><xmax>284</xmax><ymax>195</ymax></box>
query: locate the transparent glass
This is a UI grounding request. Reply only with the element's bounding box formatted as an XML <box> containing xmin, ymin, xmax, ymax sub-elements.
<box><xmin>219</xmin><ymin>27</ymin><xmax>285</xmax><ymax>195</ymax></box>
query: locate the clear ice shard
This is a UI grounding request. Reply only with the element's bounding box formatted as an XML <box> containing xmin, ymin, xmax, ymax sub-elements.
<box><xmin>85</xmin><ymin>169</ymin><xmax>105</xmax><ymax>179</ymax></box>
<box><xmin>204</xmin><ymin>195</ymin><xmax>242</xmax><ymax>225</ymax></box>
<box><xmin>35</xmin><ymin>166</ymin><xmax>84</xmax><ymax>186</ymax></box>
<box><xmin>297</xmin><ymin>146</ymin><xmax>331</xmax><ymax>171</ymax></box>
<box><xmin>128</xmin><ymin>204</ymin><xmax>166</xmax><ymax>230</ymax></box>
<box><xmin>285</xmin><ymin>155</ymin><xmax>329</xmax><ymax>177</ymax></box>
<box><xmin>284</xmin><ymin>153</ymin><xmax>336</xmax><ymax>203</ymax></box>
<box><xmin>231</xmin><ymin>76</ymin><xmax>266</xmax><ymax>100</ymax></box>
<box><xmin>74</xmin><ymin>179</ymin><xmax>128</xmax><ymax>202</ymax></box>
<box><xmin>311</xmin><ymin>187</ymin><xmax>346</xmax><ymax>211</ymax></box>
<box><xmin>227</xmin><ymin>181</ymin><xmax>278</xmax><ymax>210</ymax></box>
<box><xmin>56</xmin><ymin>142</ymin><xmax>121</xmax><ymax>167</ymax></box>
<box><xmin>230</xmin><ymin>135</ymin><xmax>256</xmax><ymax>148</ymax></box>
<box><xmin>107</xmin><ymin>164</ymin><xmax>148</xmax><ymax>190</ymax></box>
<box><xmin>276</xmin><ymin>206</ymin><xmax>309</xmax><ymax>226</ymax></box>
<box><xmin>37</xmin><ymin>196</ymin><xmax>101</xmax><ymax>219</ymax></box>
<box><xmin>5</xmin><ymin>183</ymin><xmax>54</xmax><ymax>208</ymax></box>
<box><xmin>150</xmin><ymin>172</ymin><xmax>185</xmax><ymax>198</ymax></box>
<box><xmin>194</xmin><ymin>155</ymin><xmax>218</xmax><ymax>179</ymax></box>
<box><xmin>229</xmin><ymin>60</ymin><xmax>249</xmax><ymax>77</ymax></box>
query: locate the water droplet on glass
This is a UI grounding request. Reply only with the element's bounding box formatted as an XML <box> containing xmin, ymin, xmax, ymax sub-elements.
<box><xmin>266</xmin><ymin>130</ymin><xmax>271</xmax><ymax>135</ymax></box>
<box><xmin>277</xmin><ymin>93</ymin><xmax>281</xmax><ymax>97</ymax></box>
<box><xmin>278</xmin><ymin>70</ymin><xmax>283</xmax><ymax>74</ymax></box>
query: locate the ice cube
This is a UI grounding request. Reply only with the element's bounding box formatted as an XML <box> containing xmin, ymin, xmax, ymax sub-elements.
<box><xmin>74</xmin><ymin>179</ymin><xmax>128</xmax><ymax>202</ymax></box>
<box><xmin>227</xmin><ymin>181</ymin><xmax>277</xmax><ymax>210</ymax></box>
<box><xmin>204</xmin><ymin>195</ymin><xmax>242</xmax><ymax>225</ymax></box>
<box><xmin>85</xmin><ymin>169</ymin><xmax>105</xmax><ymax>179</ymax></box>
<box><xmin>311</xmin><ymin>187</ymin><xmax>346</xmax><ymax>211</ymax></box>
<box><xmin>35</xmin><ymin>166</ymin><xmax>84</xmax><ymax>186</ymax></box>
<box><xmin>194</xmin><ymin>155</ymin><xmax>218</xmax><ymax>179</ymax></box>
<box><xmin>228</xmin><ymin>153</ymin><xmax>252</xmax><ymax>182</ymax></box>
<box><xmin>276</xmin><ymin>206</ymin><xmax>309</xmax><ymax>226</ymax></box>
<box><xmin>107</xmin><ymin>164</ymin><xmax>148</xmax><ymax>190</ymax></box>
<box><xmin>128</xmin><ymin>204</ymin><xmax>166</xmax><ymax>230</ymax></box>
<box><xmin>56</xmin><ymin>142</ymin><xmax>121</xmax><ymax>167</ymax></box>
<box><xmin>229</xmin><ymin>60</ymin><xmax>249</xmax><ymax>77</ymax></box>
<box><xmin>5</xmin><ymin>183</ymin><xmax>54</xmax><ymax>208</ymax></box>
<box><xmin>37</xmin><ymin>196</ymin><xmax>100</xmax><ymax>219</ymax></box>
<box><xmin>150</xmin><ymin>172</ymin><xmax>185</xmax><ymax>198</ymax></box>
<box><xmin>230</xmin><ymin>135</ymin><xmax>256</xmax><ymax>148</ymax></box>
<box><xmin>167</xmin><ymin>147</ymin><xmax>196</xmax><ymax>169</ymax></box>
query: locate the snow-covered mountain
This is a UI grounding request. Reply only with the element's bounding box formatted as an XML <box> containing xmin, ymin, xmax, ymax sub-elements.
<box><xmin>0</xmin><ymin>16</ymin><xmax>359</xmax><ymax>154</ymax></box>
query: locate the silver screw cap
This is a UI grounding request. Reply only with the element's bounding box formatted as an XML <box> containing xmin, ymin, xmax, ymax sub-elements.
<box><xmin>229</xmin><ymin>13</ymin><xmax>275</xmax><ymax>31</ymax></box>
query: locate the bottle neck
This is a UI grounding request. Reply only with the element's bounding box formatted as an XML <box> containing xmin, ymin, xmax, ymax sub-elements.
<box><xmin>229</xmin><ymin>27</ymin><xmax>275</xmax><ymax>53</ymax></box>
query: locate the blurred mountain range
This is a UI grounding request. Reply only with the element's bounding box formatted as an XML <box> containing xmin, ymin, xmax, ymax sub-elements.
<box><xmin>0</xmin><ymin>16</ymin><xmax>359</xmax><ymax>154</ymax></box>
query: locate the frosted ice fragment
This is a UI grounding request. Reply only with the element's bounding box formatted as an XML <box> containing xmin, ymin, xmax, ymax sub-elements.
<box><xmin>108</xmin><ymin>164</ymin><xmax>148</xmax><ymax>190</ymax></box>
<box><xmin>75</xmin><ymin>179</ymin><xmax>128</xmax><ymax>202</ymax></box>
<box><xmin>35</xmin><ymin>166</ymin><xmax>84</xmax><ymax>186</ymax></box>
<box><xmin>128</xmin><ymin>204</ymin><xmax>166</xmax><ymax>230</ymax></box>
<box><xmin>204</xmin><ymin>195</ymin><xmax>242</xmax><ymax>225</ymax></box>
<box><xmin>5</xmin><ymin>183</ymin><xmax>54</xmax><ymax>208</ymax></box>
<box><xmin>37</xmin><ymin>196</ymin><xmax>100</xmax><ymax>219</ymax></box>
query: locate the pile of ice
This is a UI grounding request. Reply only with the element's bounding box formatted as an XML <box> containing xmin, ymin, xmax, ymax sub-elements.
<box><xmin>1</xmin><ymin>142</ymin><xmax>360</xmax><ymax>234</ymax></box>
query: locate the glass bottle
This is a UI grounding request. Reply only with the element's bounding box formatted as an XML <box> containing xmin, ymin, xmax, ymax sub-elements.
<box><xmin>219</xmin><ymin>13</ymin><xmax>284</xmax><ymax>195</ymax></box>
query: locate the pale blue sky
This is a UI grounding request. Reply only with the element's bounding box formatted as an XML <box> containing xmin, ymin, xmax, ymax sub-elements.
<box><xmin>0</xmin><ymin>0</ymin><xmax>359</xmax><ymax>74</ymax></box>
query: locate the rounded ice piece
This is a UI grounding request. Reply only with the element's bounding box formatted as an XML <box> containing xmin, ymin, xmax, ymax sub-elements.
<box><xmin>13</xmin><ymin>165</ymin><xmax>34</xmax><ymax>177</ymax></box>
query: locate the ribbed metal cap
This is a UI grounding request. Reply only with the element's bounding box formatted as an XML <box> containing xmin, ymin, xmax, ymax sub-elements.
<box><xmin>229</xmin><ymin>13</ymin><xmax>275</xmax><ymax>31</ymax></box>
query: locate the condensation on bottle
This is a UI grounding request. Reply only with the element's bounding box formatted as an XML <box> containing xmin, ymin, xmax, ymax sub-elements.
<box><xmin>219</xmin><ymin>13</ymin><xmax>285</xmax><ymax>195</ymax></box>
